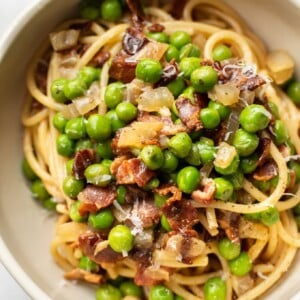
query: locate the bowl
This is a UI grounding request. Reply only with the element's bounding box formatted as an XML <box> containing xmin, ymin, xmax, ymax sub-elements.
<box><xmin>1</xmin><ymin>0</ymin><xmax>300</xmax><ymax>299</ymax></box>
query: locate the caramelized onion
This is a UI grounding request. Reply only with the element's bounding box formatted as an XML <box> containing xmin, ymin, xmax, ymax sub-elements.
<box><xmin>208</xmin><ymin>83</ymin><xmax>239</xmax><ymax>106</ymax></box>
<box><xmin>50</xmin><ymin>29</ymin><xmax>80</xmax><ymax>51</ymax></box>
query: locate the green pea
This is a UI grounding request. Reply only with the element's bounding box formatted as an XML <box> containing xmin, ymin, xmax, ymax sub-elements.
<box><xmin>22</xmin><ymin>158</ymin><xmax>38</xmax><ymax>181</ymax></box>
<box><xmin>208</xmin><ymin>100</ymin><xmax>231</xmax><ymax>120</ymax></box>
<box><xmin>56</xmin><ymin>134</ymin><xmax>75</xmax><ymax>157</ymax></box>
<box><xmin>175</xmin><ymin>296</ymin><xmax>184</xmax><ymax>300</ymax></box>
<box><xmin>244</xmin><ymin>212</ymin><xmax>261</xmax><ymax>222</ymax></box>
<box><xmin>200</xmin><ymin>107</ymin><xmax>221</xmax><ymax>129</ymax></box>
<box><xmin>135</xmin><ymin>59</ymin><xmax>162</xmax><ymax>83</ymax></box>
<box><xmin>214</xmin><ymin>155</ymin><xmax>239</xmax><ymax>176</ymax></box>
<box><xmin>75</xmin><ymin>139</ymin><xmax>93</xmax><ymax>152</ymax></box>
<box><xmin>96</xmin><ymin>139</ymin><xmax>113</xmax><ymax>159</ymax></box>
<box><xmin>104</xmin><ymin>82</ymin><xmax>125</xmax><ymax>109</ymax></box>
<box><xmin>212</xmin><ymin>44</ymin><xmax>232</xmax><ymax>61</ymax></box>
<box><xmin>225</xmin><ymin>171</ymin><xmax>244</xmax><ymax>190</ymax></box>
<box><xmin>120</xmin><ymin>280</ymin><xmax>143</xmax><ymax>297</ymax></box>
<box><xmin>204</xmin><ymin>277</ymin><xmax>226</xmax><ymax>300</ymax></box>
<box><xmin>63</xmin><ymin>78</ymin><xmax>87</xmax><ymax>99</ymax></box>
<box><xmin>80</xmin><ymin>1</ymin><xmax>100</xmax><ymax>20</ymax></box>
<box><xmin>149</xmin><ymin>285</ymin><xmax>174</xmax><ymax>300</ymax></box>
<box><xmin>143</xmin><ymin>177</ymin><xmax>160</xmax><ymax>191</ymax></box>
<box><xmin>267</xmin><ymin>102</ymin><xmax>279</xmax><ymax>119</ymax></box>
<box><xmin>65</xmin><ymin>117</ymin><xmax>87</xmax><ymax>140</ymax></box>
<box><xmin>105</xmin><ymin>110</ymin><xmax>126</xmax><ymax>132</ymax></box>
<box><xmin>287</xmin><ymin>81</ymin><xmax>300</xmax><ymax>105</ymax></box>
<box><xmin>108</xmin><ymin>224</ymin><xmax>134</xmax><ymax>253</ymax></box>
<box><xmin>66</xmin><ymin>159</ymin><xmax>74</xmax><ymax>175</ymax></box>
<box><xmin>31</xmin><ymin>179</ymin><xmax>50</xmax><ymax>200</ymax></box>
<box><xmin>147</xmin><ymin>31</ymin><xmax>169</xmax><ymax>43</ymax></box>
<box><xmin>140</xmin><ymin>145</ymin><xmax>164</xmax><ymax>170</ymax></box>
<box><xmin>167</xmin><ymin>77</ymin><xmax>186</xmax><ymax>98</ymax></box>
<box><xmin>191</xmin><ymin>66</ymin><xmax>218</xmax><ymax>93</ymax></box>
<box><xmin>69</xmin><ymin>201</ymin><xmax>86</xmax><ymax>222</ymax></box>
<box><xmin>78</xmin><ymin>66</ymin><xmax>101</xmax><ymax>86</ymax></box>
<box><xmin>218</xmin><ymin>237</ymin><xmax>241</xmax><ymax>260</ymax></box>
<box><xmin>169</xmin><ymin>31</ymin><xmax>191</xmax><ymax>49</ymax></box>
<box><xmin>84</xmin><ymin>163</ymin><xmax>111</xmax><ymax>187</ymax></box>
<box><xmin>154</xmin><ymin>193</ymin><xmax>167</xmax><ymax>208</ymax></box>
<box><xmin>260</xmin><ymin>207</ymin><xmax>279</xmax><ymax>226</ymax></box>
<box><xmin>115</xmin><ymin>102</ymin><xmax>138</xmax><ymax>123</ymax></box>
<box><xmin>179</xmin><ymin>57</ymin><xmax>201</xmax><ymax>79</ymax></box>
<box><xmin>214</xmin><ymin>177</ymin><xmax>234</xmax><ymax>201</ymax></box>
<box><xmin>42</xmin><ymin>197</ymin><xmax>57</xmax><ymax>211</ymax></box>
<box><xmin>53</xmin><ymin>112</ymin><xmax>68</xmax><ymax>132</ymax></box>
<box><xmin>289</xmin><ymin>161</ymin><xmax>300</xmax><ymax>183</ymax></box>
<box><xmin>96</xmin><ymin>283</ymin><xmax>122</xmax><ymax>300</ymax></box>
<box><xmin>79</xmin><ymin>255</ymin><xmax>99</xmax><ymax>272</ymax></box>
<box><xmin>168</xmin><ymin>132</ymin><xmax>192</xmax><ymax>158</ymax></box>
<box><xmin>86</xmin><ymin>114</ymin><xmax>112</xmax><ymax>141</ymax></box>
<box><xmin>185</xmin><ymin>143</ymin><xmax>202</xmax><ymax>166</ymax></box>
<box><xmin>100</xmin><ymin>0</ymin><xmax>123</xmax><ymax>22</ymax></box>
<box><xmin>179</xmin><ymin>43</ymin><xmax>201</xmax><ymax>60</ymax></box>
<box><xmin>253</xmin><ymin>179</ymin><xmax>271</xmax><ymax>193</ymax></box>
<box><xmin>196</xmin><ymin>140</ymin><xmax>216</xmax><ymax>164</ymax></box>
<box><xmin>232</xmin><ymin>128</ymin><xmax>259</xmax><ymax>157</ymax></box>
<box><xmin>273</xmin><ymin>120</ymin><xmax>288</xmax><ymax>145</ymax></box>
<box><xmin>51</xmin><ymin>78</ymin><xmax>68</xmax><ymax>103</ymax></box>
<box><xmin>101</xmin><ymin>159</ymin><xmax>113</xmax><ymax>171</ymax></box>
<box><xmin>181</xmin><ymin>86</ymin><xmax>195</xmax><ymax>102</ymax></box>
<box><xmin>63</xmin><ymin>176</ymin><xmax>85</xmax><ymax>198</ymax></box>
<box><xmin>165</xmin><ymin>45</ymin><xmax>180</xmax><ymax>62</ymax></box>
<box><xmin>240</xmin><ymin>153</ymin><xmax>258</xmax><ymax>174</ymax></box>
<box><xmin>116</xmin><ymin>185</ymin><xmax>126</xmax><ymax>204</ymax></box>
<box><xmin>177</xmin><ymin>166</ymin><xmax>200</xmax><ymax>194</ymax></box>
<box><xmin>229</xmin><ymin>251</ymin><xmax>252</xmax><ymax>276</ymax></box>
<box><xmin>199</xmin><ymin>137</ymin><xmax>215</xmax><ymax>146</ymax></box>
<box><xmin>88</xmin><ymin>208</ymin><xmax>114</xmax><ymax>229</ymax></box>
<box><xmin>239</xmin><ymin>104</ymin><xmax>271</xmax><ymax>133</ymax></box>
<box><xmin>161</xmin><ymin>215</ymin><xmax>172</xmax><ymax>231</ymax></box>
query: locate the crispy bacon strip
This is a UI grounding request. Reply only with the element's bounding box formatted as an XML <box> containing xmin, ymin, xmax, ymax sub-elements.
<box><xmin>77</xmin><ymin>185</ymin><xmax>116</xmax><ymax>215</ymax></box>
<box><xmin>191</xmin><ymin>178</ymin><xmax>216</xmax><ymax>205</ymax></box>
<box><xmin>162</xmin><ymin>200</ymin><xmax>200</xmax><ymax>231</ymax></box>
<box><xmin>72</xmin><ymin>149</ymin><xmax>96</xmax><ymax>180</ymax></box>
<box><xmin>253</xmin><ymin>160</ymin><xmax>278</xmax><ymax>181</ymax></box>
<box><xmin>257</xmin><ymin>137</ymin><xmax>271</xmax><ymax>167</ymax></box>
<box><xmin>217</xmin><ymin>211</ymin><xmax>240</xmax><ymax>243</ymax></box>
<box><xmin>176</xmin><ymin>97</ymin><xmax>203</xmax><ymax>132</ymax></box>
<box><xmin>111</xmin><ymin>157</ymin><xmax>155</xmax><ymax>187</ymax></box>
<box><xmin>154</xmin><ymin>184</ymin><xmax>182</xmax><ymax>203</ymax></box>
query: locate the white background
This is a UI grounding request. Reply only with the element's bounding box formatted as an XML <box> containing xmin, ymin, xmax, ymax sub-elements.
<box><xmin>0</xmin><ymin>1</ymin><xmax>38</xmax><ymax>298</ymax></box>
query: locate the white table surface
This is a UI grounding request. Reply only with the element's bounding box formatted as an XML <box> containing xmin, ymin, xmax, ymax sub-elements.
<box><xmin>0</xmin><ymin>2</ymin><xmax>38</xmax><ymax>298</ymax></box>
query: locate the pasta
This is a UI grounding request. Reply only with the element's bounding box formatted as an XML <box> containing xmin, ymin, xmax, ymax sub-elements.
<box><xmin>21</xmin><ymin>0</ymin><xmax>300</xmax><ymax>299</ymax></box>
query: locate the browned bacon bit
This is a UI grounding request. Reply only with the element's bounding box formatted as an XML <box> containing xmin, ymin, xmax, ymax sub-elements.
<box><xmin>155</xmin><ymin>61</ymin><xmax>179</xmax><ymax>87</ymax></box>
<box><xmin>123</xmin><ymin>27</ymin><xmax>148</xmax><ymax>56</ymax></box>
<box><xmin>191</xmin><ymin>178</ymin><xmax>216</xmax><ymax>205</ymax></box>
<box><xmin>77</xmin><ymin>185</ymin><xmax>116</xmax><ymax>215</ymax></box>
<box><xmin>148</xmin><ymin>23</ymin><xmax>165</xmax><ymax>33</ymax></box>
<box><xmin>175</xmin><ymin>96</ymin><xmax>203</xmax><ymax>132</ymax></box>
<box><xmin>278</xmin><ymin>144</ymin><xmax>292</xmax><ymax>159</ymax></box>
<box><xmin>257</xmin><ymin>137</ymin><xmax>271</xmax><ymax>167</ymax></box>
<box><xmin>69</xmin><ymin>21</ymin><xmax>92</xmax><ymax>32</ymax></box>
<box><xmin>79</xmin><ymin>231</ymin><xmax>122</xmax><ymax>264</ymax></box>
<box><xmin>162</xmin><ymin>200</ymin><xmax>200</xmax><ymax>231</ymax></box>
<box><xmin>253</xmin><ymin>160</ymin><xmax>278</xmax><ymax>181</ymax></box>
<box><xmin>112</xmin><ymin>158</ymin><xmax>155</xmax><ymax>187</ymax></box>
<box><xmin>72</xmin><ymin>149</ymin><xmax>96</xmax><ymax>180</ymax></box>
<box><xmin>64</xmin><ymin>268</ymin><xmax>103</xmax><ymax>284</ymax></box>
<box><xmin>92</xmin><ymin>50</ymin><xmax>110</xmax><ymax>67</ymax></box>
<box><xmin>154</xmin><ymin>184</ymin><xmax>182</xmax><ymax>203</ymax></box>
<box><xmin>217</xmin><ymin>211</ymin><xmax>240</xmax><ymax>243</ymax></box>
<box><xmin>124</xmin><ymin>185</ymin><xmax>151</xmax><ymax>204</ymax></box>
<box><xmin>126</xmin><ymin>0</ymin><xmax>145</xmax><ymax>21</ymax></box>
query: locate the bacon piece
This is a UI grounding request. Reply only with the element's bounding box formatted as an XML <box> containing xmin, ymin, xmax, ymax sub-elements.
<box><xmin>162</xmin><ymin>200</ymin><xmax>200</xmax><ymax>231</ymax></box>
<box><xmin>257</xmin><ymin>137</ymin><xmax>271</xmax><ymax>167</ymax></box>
<box><xmin>79</xmin><ymin>231</ymin><xmax>122</xmax><ymax>264</ymax></box>
<box><xmin>69</xmin><ymin>21</ymin><xmax>92</xmax><ymax>32</ymax></box>
<box><xmin>175</xmin><ymin>97</ymin><xmax>203</xmax><ymax>132</ymax></box>
<box><xmin>64</xmin><ymin>268</ymin><xmax>102</xmax><ymax>284</ymax></box>
<box><xmin>253</xmin><ymin>160</ymin><xmax>278</xmax><ymax>181</ymax></box>
<box><xmin>92</xmin><ymin>50</ymin><xmax>110</xmax><ymax>67</ymax></box>
<box><xmin>126</xmin><ymin>0</ymin><xmax>145</xmax><ymax>21</ymax></box>
<box><xmin>77</xmin><ymin>185</ymin><xmax>116</xmax><ymax>215</ymax></box>
<box><xmin>72</xmin><ymin>149</ymin><xmax>96</xmax><ymax>180</ymax></box>
<box><xmin>154</xmin><ymin>184</ymin><xmax>182</xmax><ymax>203</ymax></box>
<box><xmin>123</xmin><ymin>27</ymin><xmax>148</xmax><ymax>56</ymax></box>
<box><xmin>112</xmin><ymin>158</ymin><xmax>155</xmax><ymax>187</ymax></box>
<box><xmin>191</xmin><ymin>178</ymin><xmax>216</xmax><ymax>205</ymax></box>
<box><xmin>35</xmin><ymin>60</ymin><xmax>48</xmax><ymax>94</ymax></box>
<box><xmin>148</xmin><ymin>23</ymin><xmax>165</xmax><ymax>33</ymax></box>
<box><xmin>155</xmin><ymin>61</ymin><xmax>178</xmax><ymax>87</ymax></box>
<box><xmin>217</xmin><ymin>211</ymin><xmax>240</xmax><ymax>243</ymax></box>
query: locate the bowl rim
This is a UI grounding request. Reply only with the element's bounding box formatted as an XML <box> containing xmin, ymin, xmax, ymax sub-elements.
<box><xmin>1</xmin><ymin>0</ymin><xmax>300</xmax><ymax>300</ymax></box>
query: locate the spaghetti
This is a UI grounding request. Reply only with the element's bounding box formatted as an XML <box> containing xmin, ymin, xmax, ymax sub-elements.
<box><xmin>21</xmin><ymin>0</ymin><xmax>300</xmax><ymax>299</ymax></box>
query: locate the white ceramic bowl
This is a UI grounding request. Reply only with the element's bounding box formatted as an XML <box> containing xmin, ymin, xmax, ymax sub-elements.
<box><xmin>1</xmin><ymin>0</ymin><xmax>300</xmax><ymax>299</ymax></box>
